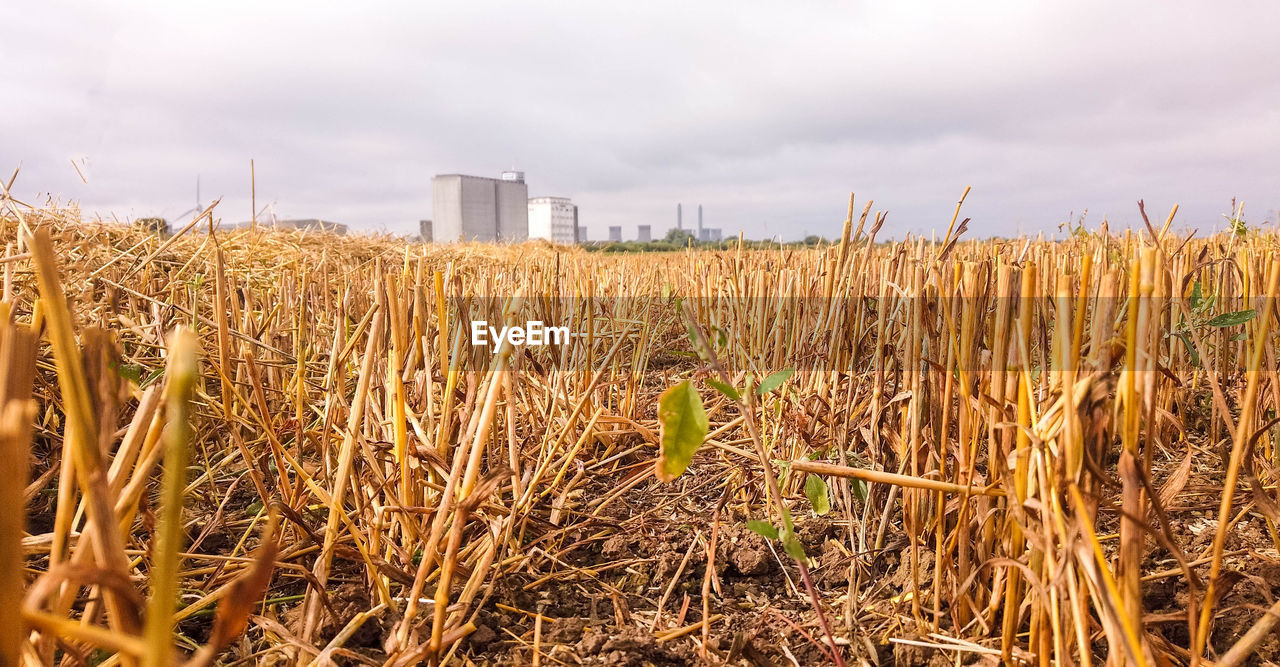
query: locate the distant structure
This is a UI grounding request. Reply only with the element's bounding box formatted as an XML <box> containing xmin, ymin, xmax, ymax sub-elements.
<box><xmin>137</xmin><ymin>217</ymin><xmax>170</xmax><ymax>236</ymax></box>
<box><xmin>235</xmin><ymin>219</ymin><xmax>348</xmax><ymax>234</ymax></box>
<box><xmin>668</xmin><ymin>203</ymin><xmax>720</xmax><ymax>242</ymax></box>
<box><xmin>636</xmin><ymin>225</ymin><xmax>651</xmax><ymax>242</ymax></box>
<box><xmin>693</xmin><ymin>204</ymin><xmax>722</xmax><ymax>242</ymax></box>
<box><xmin>419</xmin><ymin>220</ymin><xmax>432</xmax><ymax>242</ymax></box>
<box><xmin>608</xmin><ymin>226</ymin><xmax>623</xmax><ymax>242</ymax></box>
<box><xmin>528</xmin><ymin>197</ymin><xmax>579</xmax><ymax>243</ymax></box>
<box><xmin>279</xmin><ymin>219</ymin><xmax>348</xmax><ymax>234</ymax></box>
<box><xmin>431</xmin><ymin>172</ymin><xmax>529</xmax><ymax>242</ymax></box>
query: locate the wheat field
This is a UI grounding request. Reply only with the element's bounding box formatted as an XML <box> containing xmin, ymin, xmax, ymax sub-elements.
<box><xmin>3</xmin><ymin>194</ymin><xmax>1280</xmax><ymax>665</ymax></box>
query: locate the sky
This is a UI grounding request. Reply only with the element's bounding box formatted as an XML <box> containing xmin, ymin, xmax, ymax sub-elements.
<box><xmin>3</xmin><ymin>1</ymin><xmax>1279</xmax><ymax>240</ymax></box>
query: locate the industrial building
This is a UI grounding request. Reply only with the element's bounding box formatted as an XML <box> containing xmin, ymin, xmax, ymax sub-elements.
<box><xmin>431</xmin><ymin>172</ymin><xmax>528</xmax><ymax>242</ymax></box>
<box><xmin>694</xmin><ymin>204</ymin><xmax>709</xmax><ymax>241</ymax></box>
<box><xmin>419</xmin><ymin>220</ymin><xmax>432</xmax><ymax>242</ymax></box>
<box><xmin>608</xmin><ymin>226</ymin><xmax>623</xmax><ymax>242</ymax></box>
<box><xmin>697</xmin><ymin>205</ymin><xmax>721</xmax><ymax>241</ymax></box>
<box><xmin>528</xmin><ymin>197</ymin><xmax>579</xmax><ymax>243</ymax></box>
<box><xmin>636</xmin><ymin>225</ymin><xmax>651</xmax><ymax>242</ymax></box>
<box><xmin>672</xmin><ymin>202</ymin><xmax>719</xmax><ymax>242</ymax></box>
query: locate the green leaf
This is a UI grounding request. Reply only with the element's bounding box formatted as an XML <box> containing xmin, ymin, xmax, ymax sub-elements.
<box><xmin>1189</xmin><ymin>281</ymin><xmax>1204</xmax><ymax>312</ymax></box>
<box><xmin>804</xmin><ymin>474</ymin><xmax>830</xmax><ymax>516</ymax></box>
<box><xmin>746</xmin><ymin>520</ymin><xmax>779</xmax><ymax>541</ymax></box>
<box><xmin>113</xmin><ymin>362</ymin><xmax>143</xmax><ymax>384</ymax></box>
<box><xmin>1173</xmin><ymin>331</ymin><xmax>1200</xmax><ymax>368</ymax></box>
<box><xmin>245</xmin><ymin>501</ymin><xmax>265</xmax><ymax>517</ymax></box>
<box><xmin>775</xmin><ymin>460</ymin><xmax>792</xmax><ymax>483</ymax></box>
<box><xmin>853</xmin><ymin>478</ymin><xmax>868</xmax><ymax>502</ymax></box>
<box><xmin>685</xmin><ymin>321</ymin><xmax>701</xmax><ymax>348</ymax></box>
<box><xmin>783</xmin><ymin>535</ymin><xmax>807</xmax><ymax>560</ymax></box>
<box><xmin>706</xmin><ymin>378</ymin><xmax>740</xmax><ymax>402</ymax></box>
<box><xmin>1207</xmin><ymin>309</ymin><xmax>1255</xmax><ymax>328</ymax></box>
<box><xmin>756</xmin><ymin>368</ymin><xmax>795</xmax><ymax>395</ymax></box>
<box><xmin>141</xmin><ymin>368</ymin><xmax>164</xmax><ymax>388</ymax></box>
<box><xmin>1230</xmin><ymin>331</ymin><xmax>1249</xmax><ymax>342</ymax></box>
<box><xmin>709</xmin><ymin>326</ymin><xmax>728</xmax><ymax>349</ymax></box>
<box><xmin>655</xmin><ymin>380</ymin><xmax>709</xmax><ymax>482</ymax></box>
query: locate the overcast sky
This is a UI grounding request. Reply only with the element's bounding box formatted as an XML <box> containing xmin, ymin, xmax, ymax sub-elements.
<box><xmin>4</xmin><ymin>1</ymin><xmax>1279</xmax><ymax>240</ymax></box>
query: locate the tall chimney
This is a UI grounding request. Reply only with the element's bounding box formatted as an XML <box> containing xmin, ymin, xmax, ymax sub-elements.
<box><xmin>677</xmin><ymin>203</ymin><xmax>683</xmax><ymax>230</ymax></box>
<box><xmin>697</xmin><ymin>205</ymin><xmax>703</xmax><ymax>240</ymax></box>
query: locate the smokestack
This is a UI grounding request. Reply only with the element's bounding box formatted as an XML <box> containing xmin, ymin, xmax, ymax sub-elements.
<box><xmin>677</xmin><ymin>203</ymin><xmax>683</xmax><ymax>230</ymax></box>
<box><xmin>697</xmin><ymin>204</ymin><xmax>703</xmax><ymax>240</ymax></box>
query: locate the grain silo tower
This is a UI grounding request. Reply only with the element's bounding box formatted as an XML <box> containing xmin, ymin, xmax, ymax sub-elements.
<box><xmin>431</xmin><ymin>172</ymin><xmax>529</xmax><ymax>242</ymax></box>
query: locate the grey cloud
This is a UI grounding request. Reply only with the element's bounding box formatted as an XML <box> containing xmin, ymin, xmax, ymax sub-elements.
<box><xmin>3</xmin><ymin>0</ymin><xmax>1279</xmax><ymax>239</ymax></box>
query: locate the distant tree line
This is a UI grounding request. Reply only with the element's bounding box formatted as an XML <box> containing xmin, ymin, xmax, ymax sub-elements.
<box><xmin>581</xmin><ymin>230</ymin><xmax>833</xmax><ymax>253</ymax></box>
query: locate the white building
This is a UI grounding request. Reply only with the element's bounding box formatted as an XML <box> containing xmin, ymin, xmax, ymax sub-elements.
<box><xmin>431</xmin><ymin>172</ymin><xmax>529</xmax><ymax>242</ymax></box>
<box><xmin>527</xmin><ymin>196</ymin><xmax>579</xmax><ymax>243</ymax></box>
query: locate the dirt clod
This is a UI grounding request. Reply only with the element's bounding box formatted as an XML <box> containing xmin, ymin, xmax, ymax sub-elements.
<box><xmin>722</xmin><ymin>526</ymin><xmax>775</xmax><ymax>576</ymax></box>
